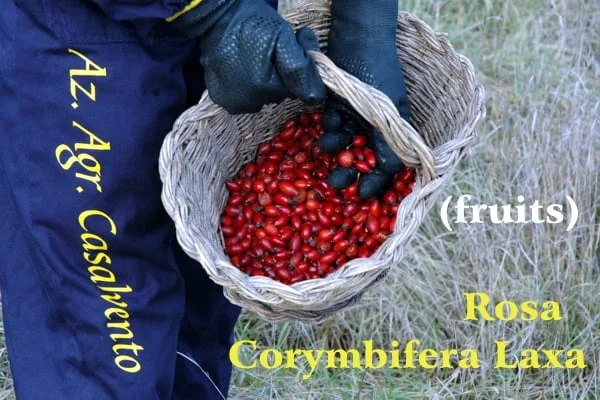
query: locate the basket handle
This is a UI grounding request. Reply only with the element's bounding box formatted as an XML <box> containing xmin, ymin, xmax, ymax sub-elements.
<box><xmin>307</xmin><ymin>50</ymin><xmax>436</xmax><ymax>183</ymax></box>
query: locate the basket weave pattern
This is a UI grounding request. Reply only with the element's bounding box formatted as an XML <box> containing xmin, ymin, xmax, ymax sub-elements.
<box><xmin>159</xmin><ymin>0</ymin><xmax>486</xmax><ymax>322</ymax></box>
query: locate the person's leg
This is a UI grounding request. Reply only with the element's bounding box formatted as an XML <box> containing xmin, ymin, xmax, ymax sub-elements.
<box><xmin>172</xmin><ymin>244</ymin><xmax>242</xmax><ymax>400</ymax></box>
<box><xmin>0</xmin><ymin>1</ymin><xmax>196</xmax><ymax>398</ymax></box>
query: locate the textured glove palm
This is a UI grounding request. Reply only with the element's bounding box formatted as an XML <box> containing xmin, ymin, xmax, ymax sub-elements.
<box><xmin>319</xmin><ymin>0</ymin><xmax>411</xmax><ymax>199</ymax></box>
<box><xmin>173</xmin><ymin>0</ymin><xmax>326</xmax><ymax>114</ymax></box>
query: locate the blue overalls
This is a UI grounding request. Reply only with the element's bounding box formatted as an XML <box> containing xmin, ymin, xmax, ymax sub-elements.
<box><xmin>0</xmin><ymin>1</ymin><xmax>276</xmax><ymax>398</ymax></box>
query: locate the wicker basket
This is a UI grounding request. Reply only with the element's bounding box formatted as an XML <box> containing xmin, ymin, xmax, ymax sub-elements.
<box><xmin>159</xmin><ymin>0</ymin><xmax>485</xmax><ymax>322</ymax></box>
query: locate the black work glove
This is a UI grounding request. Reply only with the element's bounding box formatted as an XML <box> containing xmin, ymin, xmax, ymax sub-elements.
<box><xmin>173</xmin><ymin>0</ymin><xmax>326</xmax><ymax>114</ymax></box>
<box><xmin>318</xmin><ymin>0</ymin><xmax>411</xmax><ymax>199</ymax></box>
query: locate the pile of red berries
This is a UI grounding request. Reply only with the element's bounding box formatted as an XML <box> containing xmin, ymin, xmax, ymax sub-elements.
<box><xmin>221</xmin><ymin>112</ymin><xmax>416</xmax><ymax>284</ymax></box>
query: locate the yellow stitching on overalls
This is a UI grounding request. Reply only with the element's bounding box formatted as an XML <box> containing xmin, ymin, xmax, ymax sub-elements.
<box><xmin>166</xmin><ymin>0</ymin><xmax>203</xmax><ymax>22</ymax></box>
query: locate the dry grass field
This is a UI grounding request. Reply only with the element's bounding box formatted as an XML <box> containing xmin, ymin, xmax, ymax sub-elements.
<box><xmin>1</xmin><ymin>0</ymin><xmax>598</xmax><ymax>399</ymax></box>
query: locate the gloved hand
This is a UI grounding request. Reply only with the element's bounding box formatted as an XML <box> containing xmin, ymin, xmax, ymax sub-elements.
<box><xmin>172</xmin><ymin>0</ymin><xmax>326</xmax><ymax>114</ymax></box>
<box><xmin>318</xmin><ymin>0</ymin><xmax>411</xmax><ymax>199</ymax></box>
